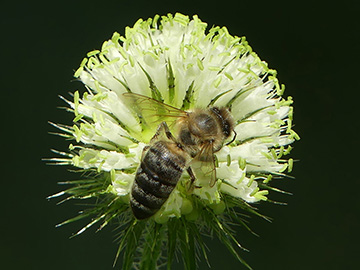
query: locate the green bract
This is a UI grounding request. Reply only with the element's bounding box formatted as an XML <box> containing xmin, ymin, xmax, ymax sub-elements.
<box><xmin>50</xmin><ymin>13</ymin><xmax>299</xmax><ymax>269</ymax></box>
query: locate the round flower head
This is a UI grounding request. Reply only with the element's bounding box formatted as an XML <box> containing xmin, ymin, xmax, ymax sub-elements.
<box><xmin>50</xmin><ymin>13</ymin><xmax>299</xmax><ymax>269</ymax></box>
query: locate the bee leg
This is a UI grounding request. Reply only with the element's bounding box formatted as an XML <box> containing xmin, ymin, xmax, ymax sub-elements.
<box><xmin>185</xmin><ymin>167</ymin><xmax>199</xmax><ymax>193</ymax></box>
<box><xmin>187</xmin><ymin>167</ymin><xmax>196</xmax><ymax>185</ymax></box>
<box><xmin>150</xmin><ymin>121</ymin><xmax>177</xmax><ymax>143</ymax></box>
<box><xmin>161</xmin><ymin>121</ymin><xmax>177</xmax><ymax>141</ymax></box>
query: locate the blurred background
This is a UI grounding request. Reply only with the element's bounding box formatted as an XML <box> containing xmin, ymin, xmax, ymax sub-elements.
<box><xmin>1</xmin><ymin>0</ymin><xmax>359</xmax><ymax>269</ymax></box>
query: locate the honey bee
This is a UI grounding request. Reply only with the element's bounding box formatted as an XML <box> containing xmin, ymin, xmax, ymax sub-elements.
<box><xmin>123</xmin><ymin>93</ymin><xmax>236</xmax><ymax>220</ymax></box>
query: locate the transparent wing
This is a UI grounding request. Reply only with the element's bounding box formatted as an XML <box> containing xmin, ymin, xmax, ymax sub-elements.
<box><xmin>122</xmin><ymin>93</ymin><xmax>187</xmax><ymax>128</ymax></box>
<box><xmin>195</xmin><ymin>142</ymin><xmax>217</xmax><ymax>187</ymax></box>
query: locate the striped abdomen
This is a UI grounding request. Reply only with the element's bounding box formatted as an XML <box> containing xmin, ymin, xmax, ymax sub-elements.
<box><xmin>130</xmin><ymin>141</ymin><xmax>186</xmax><ymax>219</ymax></box>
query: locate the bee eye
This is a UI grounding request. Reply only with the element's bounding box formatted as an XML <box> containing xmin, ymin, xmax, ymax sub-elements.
<box><xmin>223</xmin><ymin>120</ymin><xmax>231</xmax><ymax>137</ymax></box>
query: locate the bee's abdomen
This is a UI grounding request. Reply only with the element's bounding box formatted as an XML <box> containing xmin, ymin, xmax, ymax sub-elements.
<box><xmin>130</xmin><ymin>142</ymin><xmax>185</xmax><ymax>220</ymax></box>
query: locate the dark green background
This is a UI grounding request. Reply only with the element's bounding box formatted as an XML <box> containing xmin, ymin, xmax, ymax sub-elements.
<box><xmin>2</xmin><ymin>0</ymin><xmax>359</xmax><ymax>269</ymax></box>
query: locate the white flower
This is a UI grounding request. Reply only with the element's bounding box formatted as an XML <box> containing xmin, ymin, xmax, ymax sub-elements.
<box><xmin>53</xmin><ymin>13</ymin><xmax>299</xmax><ymax>220</ymax></box>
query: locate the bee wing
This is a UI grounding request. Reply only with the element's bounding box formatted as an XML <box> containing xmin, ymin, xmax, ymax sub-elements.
<box><xmin>195</xmin><ymin>142</ymin><xmax>217</xmax><ymax>187</ymax></box>
<box><xmin>123</xmin><ymin>93</ymin><xmax>187</xmax><ymax>128</ymax></box>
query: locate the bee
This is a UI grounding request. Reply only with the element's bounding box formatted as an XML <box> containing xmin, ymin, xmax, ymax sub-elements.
<box><xmin>123</xmin><ymin>93</ymin><xmax>236</xmax><ymax>220</ymax></box>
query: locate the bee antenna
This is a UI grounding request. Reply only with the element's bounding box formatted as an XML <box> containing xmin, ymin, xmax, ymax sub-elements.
<box><xmin>226</xmin><ymin>129</ymin><xmax>237</xmax><ymax>145</ymax></box>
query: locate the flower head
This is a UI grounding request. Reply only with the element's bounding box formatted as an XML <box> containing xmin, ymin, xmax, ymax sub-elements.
<box><xmin>50</xmin><ymin>13</ymin><xmax>299</xmax><ymax>269</ymax></box>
